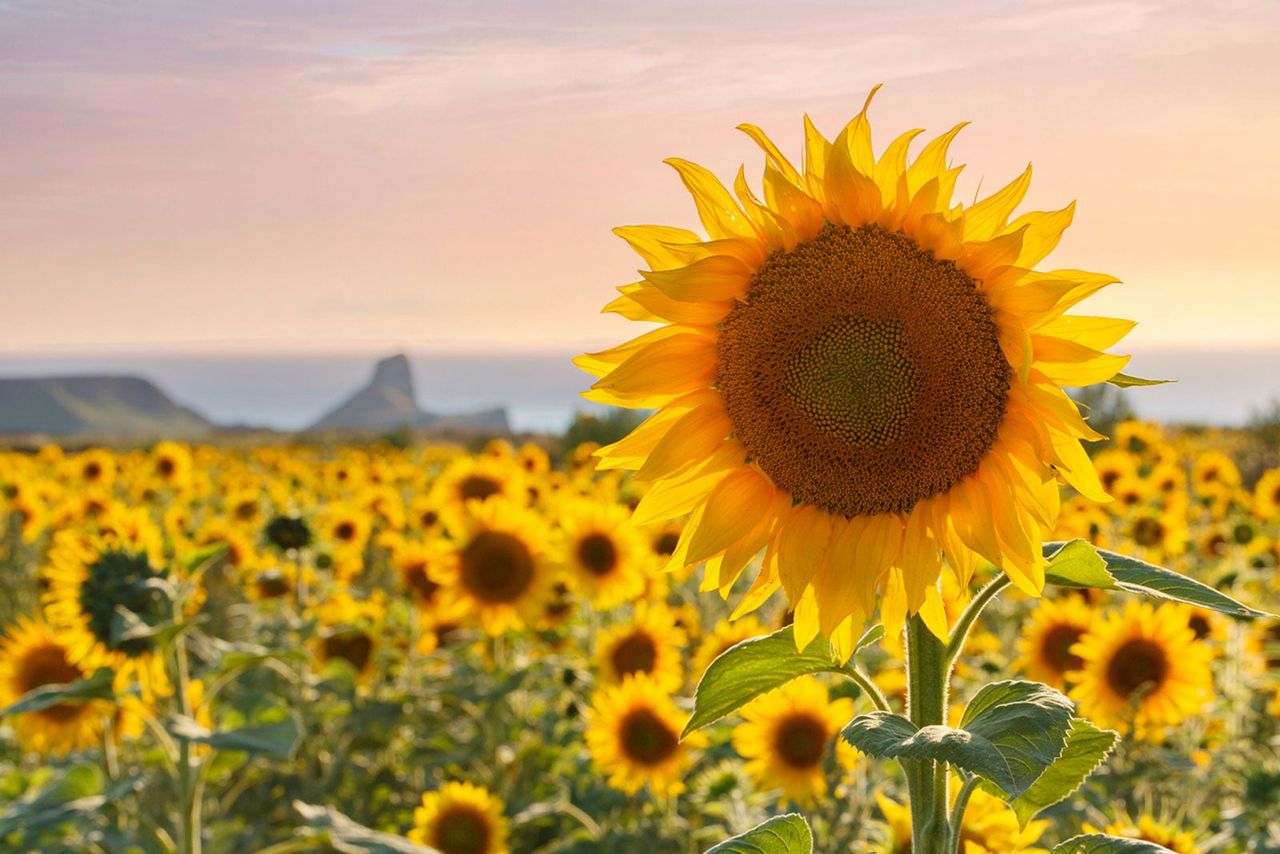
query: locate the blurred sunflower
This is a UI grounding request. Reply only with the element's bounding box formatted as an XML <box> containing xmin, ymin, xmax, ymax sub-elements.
<box><xmin>0</xmin><ymin>616</ymin><xmax>113</xmax><ymax>756</ymax></box>
<box><xmin>149</xmin><ymin>441</ymin><xmax>193</xmax><ymax>490</ymax></box>
<box><xmin>1253</xmin><ymin>468</ymin><xmax>1280</xmax><ymax>520</ymax></box>
<box><xmin>580</xmin><ymin>89</ymin><xmax>1127</xmax><ymax>650</ymax></box>
<box><xmin>42</xmin><ymin>531</ymin><xmax>171</xmax><ymax>698</ymax></box>
<box><xmin>1068</xmin><ymin>601</ymin><xmax>1212</xmax><ymax>737</ymax></box>
<box><xmin>731</xmin><ymin>676</ymin><xmax>855</xmax><ymax>806</ymax></box>
<box><xmin>408</xmin><ymin>781</ymin><xmax>509</xmax><ymax>854</ymax></box>
<box><xmin>66</xmin><ymin>449</ymin><xmax>116</xmax><ymax>490</ymax></box>
<box><xmin>1114</xmin><ymin>421</ymin><xmax>1162</xmax><ymax>457</ymax></box>
<box><xmin>1093</xmin><ymin>450</ymin><xmax>1137</xmax><ymax>496</ymax></box>
<box><xmin>586</xmin><ymin>672</ymin><xmax>705</xmax><ymax>797</ymax></box>
<box><xmin>431</xmin><ymin>499</ymin><xmax>555</xmax><ymax>635</ymax></box>
<box><xmin>1126</xmin><ymin>510</ymin><xmax>1187</xmax><ymax>561</ymax></box>
<box><xmin>1191</xmin><ymin>450</ymin><xmax>1240</xmax><ymax>496</ymax></box>
<box><xmin>433</xmin><ymin>457</ymin><xmax>526</xmax><ymax>511</ymax></box>
<box><xmin>319</xmin><ymin>502</ymin><xmax>372</xmax><ymax>553</ymax></box>
<box><xmin>312</xmin><ymin>590</ymin><xmax>386</xmax><ymax>680</ymax></box>
<box><xmin>560</xmin><ymin>501</ymin><xmax>649</xmax><ymax>609</ymax></box>
<box><xmin>1015</xmin><ymin>596</ymin><xmax>1095</xmax><ymax>690</ymax></box>
<box><xmin>594</xmin><ymin>603</ymin><xmax>687</xmax><ymax>691</ymax></box>
<box><xmin>1084</xmin><ymin>816</ymin><xmax>1200</xmax><ymax>854</ymax></box>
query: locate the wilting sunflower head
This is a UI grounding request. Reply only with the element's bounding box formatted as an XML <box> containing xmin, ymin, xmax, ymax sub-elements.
<box><xmin>408</xmin><ymin>781</ymin><xmax>510</xmax><ymax>854</ymax></box>
<box><xmin>265</xmin><ymin>514</ymin><xmax>312</xmax><ymax>551</ymax></box>
<box><xmin>580</xmin><ymin>88</ymin><xmax>1130</xmax><ymax>652</ymax></box>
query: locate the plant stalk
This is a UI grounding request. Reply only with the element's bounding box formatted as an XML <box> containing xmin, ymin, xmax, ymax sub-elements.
<box><xmin>906</xmin><ymin>614</ymin><xmax>950</xmax><ymax>853</ymax></box>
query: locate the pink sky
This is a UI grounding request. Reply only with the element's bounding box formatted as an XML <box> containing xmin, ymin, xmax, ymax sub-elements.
<box><xmin>2</xmin><ymin>1</ymin><xmax>1278</xmax><ymax>354</ymax></box>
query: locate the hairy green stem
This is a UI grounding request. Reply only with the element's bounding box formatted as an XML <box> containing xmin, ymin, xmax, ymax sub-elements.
<box><xmin>942</xmin><ymin>573</ymin><xmax>1011</xmax><ymax>669</ymax></box>
<box><xmin>837</xmin><ymin>663</ymin><xmax>892</xmax><ymax>713</ymax></box>
<box><xmin>946</xmin><ymin>775</ymin><xmax>981</xmax><ymax>853</ymax></box>
<box><xmin>906</xmin><ymin>615</ymin><xmax>950</xmax><ymax>853</ymax></box>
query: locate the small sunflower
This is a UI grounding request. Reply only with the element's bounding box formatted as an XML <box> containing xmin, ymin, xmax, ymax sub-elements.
<box><xmin>1126</xmin><ymin>510</ymin><xmax>1187</xmax><ymax>561</ymax></box>
<box><xmin>430</xmin><ymin>499</ymin><xmax>555</xmax><ymax>635</ymax></box>
<box><xmin>731</xmin><ymin>676</ymin><xmax>855</xmax><ymax>806</ymax></box>
<box><xmin>149</xmin><ymin>441</ymin><xmax>194</xmax><ymax>490</ymax></box>
<box><xmin>0</xmin><ymin>616</ymin><xmax>113</xmax><ymax>756</ymax></box>
<box><xmin>408</xmin><ymin>781</ymin><xmax>509</xmax><ymax>854</ymax></box>
<box><xmin>594</xmin><ymin>603</ymin><xmax>687</xmax><ymax>691</ymax></box>
<box><xmin>1114</xmin><ymin>421</ymin><xmax>1163</xmax><ymax>457</ymax></box>
<box><xmin>1015</xmin><ymin>596</ymin><xmax>1097</xmax><ymax>690</ymax></box>
<box><xmin>66</xmin><ymin>449</ymin><xmax>116</xmax><ymax>490</ymax></box>
<box><xmin>560</xmin><ymin>501</ymin><xmax>650</xmax><ymax>609</ymax></box>
<box><xmin>581</xmin><ymin>89</ymin><xmax>1129</xmax><ymax>650</ymax></box>
<box><xmin>1253</xmin><ymin>468</ymin><xmax>1280</xmax><ymax>520</ymax></box>
<box><xmin>312</xmin><ymin>589</ymin><xmax>386</xmax><ymax>680</ymax></box>
<box><xmin>586</xmin><ymin>672</ymin><xmax>705</xmax><ymax>797</ymax></box>
<box><xmin>1068</xmin><ymin>601</ymin><xmax>1213</xmax><ymax>738</ymax></box>
<box><xmin>1191</xmin><ymin>450</ymin><xmax>1240</xmax><ymax>496</ymax></box>
<box><xmin>433</xmin><ymin>457</ymin><xmax>526</xmax><ymax>511</ymax></box>
<box><xmin>319</xmin><ymin>502</ymin><xmax>372</xmax><ymax>553</ymax></box>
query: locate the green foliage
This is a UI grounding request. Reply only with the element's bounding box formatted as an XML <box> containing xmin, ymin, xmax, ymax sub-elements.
<box><xmin>170</xmin><ymin>716</ymin><xmax>300</xmax><ymax>757</ymax></box>
<box><xmin>293</xmin><ymin>801</ymin><xmax>441</xmax><ymax>853</ymax></box>
<box><xmin>683</xmin><ymin>625</ymin><xmax>845</xmax><ymax>737</ymax></box>
<box><xmin>558</xmin><ymin>408</ymin><xmax>645</xmax><ymax>458</ymax></box>
<box><xmin>0</xmin><ymin>667</ymin><xmax>116</xmax><ymax>718</ymax></box>
<box><xmin>1106</xmin><ymin>373</ymin><xmax>1172</xmax><ymax>389</ymax></box>
<box><xmin>703</xmin><ymin>813</ymin><xmax>812</xmax><ymax>854</ymax></box>
<box><xmin>988</xmin><ymin>718</ymin><xmax>1119</xmax><ymax>828</ymax></box>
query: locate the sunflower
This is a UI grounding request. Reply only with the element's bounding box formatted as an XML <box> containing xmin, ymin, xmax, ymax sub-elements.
<box><xmin>691</xmin><ymin>615</ymin><xmax>767</xmax><ymax>682</ymax></box>
<box><xmin>433</xmin><ymin>457</ymin><xmax>527</xmax><ymax>511</ymax></box>
<box><xmin>408</xmin><ymin>782</ymin><xmax>509</xmax><ymax>854</ymax></box>
<box><xmin>1068</xmin><ymin>601</ymin><xmax>1213</xmax><ymax>737</ymax></box>
<box><xmin>66</xmin><ymin>449</ymin><xmax>116</xmax><ymax>490</ymax></box>
<box><xmin>594</xmin><ymin>602</ymin><xmax>687</xmax><ymax>691</ymax></box>
<box><xmin>1114</xmin><ymin>421</ymin><xmax>1163</xmax><ymax>457</ymax></box>
<box><xmin>875</xmin><ymin>787</ymin><xmax>1048</xmax><ymax>854</ymax></box>
<box><xmin>586</xmin><ymin>672</ymin><xmax>705</xmax><ymax>797</ymax></box>
<box><xmin>1191</xmin><ymin>450</ymin><xmax>1240</xmax><ymax>496</ymax></box>
<box><xmin>407</xmin><ymin>493</ymin><xmax>457</xmax><ymax>537</ymax></box>
<box><xmin>42</xmin><ymin>530</ymin><xmax>171</xmax><ymax>699</ymax></box>
<box><xmin>731</xmin><ymin>676</ymin><xmax>855</xmax><ymax>806</ymax></box>
<box><xmin>312</xmin><ymin>590</ymin><xmax>386</xmax><ymax>679</ymax></box>
<box><xmin>430</xmin><ymin>499</ymin><xmax>555</xmax><ymax>635</ymax></box>
<box><xmin>149</xmin><ymin>441</ymin><xmax>193</xmax><ymax>490</ymax></box>
<box><xmin>560</xmin><ymin>500</ymin><xmax>650</xmax><ymax>609</ymax></box>
<box><xmin>0</xmin><ymin>616</ymin><xmax>113</xmax><ymax>756</ymax></box>
<box><xmin>1126</xmin><ymin>510</ymin><xmax>1187</xmax><ymax>561</ymax></box>
<box><xmin>1148</xmin><ymin>462</ymin><xmax>1186</xmax><ymax>498</ymax></box>
<box><xmin>1015</xmin><ymin>596</ymin><xmax>1097</xmax><ymax>690</ymax></box>
<box><xmin>580</xmin><ymin>89</ymin><xmax>1127</xmax><ymax>651</ymax></box>
<box><xmin>1093</xmin><ymin>450</ymin><xmax>1137</xmax><ymax>497</ymax></box>
<box><xmin>1084</xmin><ymin>816</ymin><xmax>1201</xmax><ymax>854</ymax></box>
<box><xmin>319</xmin><ymin>502</ymin><xmax>372</xmax><ymax>553</ymax></box>
<box><xmin>1253</xmin><ymin>468</ymin><xmax>1280</xmax><ymax>520</ymax></box>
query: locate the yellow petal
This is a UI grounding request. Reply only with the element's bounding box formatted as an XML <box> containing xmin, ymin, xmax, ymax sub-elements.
<box><xmin>631</xmin><ymin>444</ymin><xmax>744</xmax><ymax>527</ymax></box>
<box><xmin>590</xmin><ymin>331</ymin><xmax>716</xmax><ymax>402</ymax></box>
<box><xmin>640</xmin><ymin>255</ymin><xmax>752</xmax><ymax>303</ymax></box>
<box><xmin>898</xmin><ymin>508</ymin><xmax>942</xmax><ymax>613</ymax></box>
<box><xmin>829</xmin><ymin>609</ymin><xmax>868</xmax><ymax>663</ymax></box>
<box><xmin>636</xmin><ymin>402</ymin><xmax>734</xmax><ymax>482</ymax></box>
<box><xmin>664</xmin><ymin>157</ymin><xmax>760</xmax><ymax>240</ymax></box>
<box><xmin>718</xmin><ymin>494</ymin><xmax>788</xmax><ymax>596</ymax></box>
<box><xmin>906</xmin><ymin>122</ymin><xmax>967</xmax><ymax>197</ymax></box>
<box><xmin>917</xmin><ymin>584</ymin><xmax>950</xmax><ymax>640</ymax></box>
<box><xmin>619</xmin><ymin>283</ymin><xmax>734</xmax><ymax>326</ymax></box>
<box><xmin>802</xmin><ymin>114</ymin><xmax>832</xmax><ymax>200</ymax></box>
<box><xmin>879</xmin><ymin>569</ymin><xmax>908</xmax><ymax>638</ymax></box>
<box><xmin>1034</xmin><ymin>315</ymin><xmax>1135</xmax><ymax>351</ymax></box>
<box><xmin>792</xmin><ymin>585</ymin><xmax>822</xmax><ymax>650</ymax></box>
<box><xmin>775</xmin><ymin>504</ymin><xmax>834</xmax><ymax>600</ymax></box>
<box><xmin>685</xmin><ymin>466</ymin><xmax>779</xmax><ymax>563</ymax></box>
<box><xmin>737</xmin><ymin>122</ymin><xmax>802</xmax><ymax>184</ymax></box>
<box><xmin>963</xmin><ymin>164</ymin><xmax>1032</xmax><ymax>242</ymax></box>
<box><xmin>1006</xmin><ymin>203</ymin><xmax>1075</xmax><ymax>268</ymax></box>
<box><xmin>613</xmin><ymin>224</ymin><xmax>702</xmax><ymax>270</ymax></box>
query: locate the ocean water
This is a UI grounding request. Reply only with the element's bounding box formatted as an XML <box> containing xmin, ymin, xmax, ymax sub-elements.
<box><xmin>0</xmin><ymin>348</ymin><xmax>1277</xmax><ymax>433</ymax></box>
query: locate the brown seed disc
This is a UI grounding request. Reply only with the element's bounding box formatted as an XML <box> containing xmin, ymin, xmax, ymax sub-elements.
<box><xmin>773</xmin><ymin>712</ymin><xmax>829</xmax><ymax>769</ymax></box>
<box><xmin>619</xmin><ymin>707</ymin><xmax>679</xmax><ymax>765</ymax></box>
<box><xmin>577</xmin><ymin>532</ymin><xmax>619</xmax><ymax>576</ymax></box>
<box><xmin>1040</xmin><ymin>624</ymin><xmax>1086</xmax><ymax>676</ymax></box>
<box><xmin>611</xmin><ymin>631</ymin><xmax>658</xmax><ymax>677</ymax></box>
<box><xmin>716</xmin><ymin>223</ymin><xmax>1010</xmax><ymax>517</ymax></box>
<box><xmin>1105</xmin><ymin>638</ymin><xmax>1168</xmax><ymax>699</ymax></box>
<box><xmin>432</xmin><ymin>805</ymin><xmax>493</xmax><ymax>854</ymax></box>
<box><xmin>18</xmin><ymin>643</ymin><xmax>84</xmax><ymax>723</ymax></box>
<box><xmin>460</xmin><ymin>531</ymin><xmax>535</xmax><ymax>603</ymax></box>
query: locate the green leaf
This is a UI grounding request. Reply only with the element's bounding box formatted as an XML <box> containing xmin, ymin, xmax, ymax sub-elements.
<box><xmin>998</xmin><ymin>718</ymin><xmax>1119</xmax><ymax>827</ymax></box>
<box><xmin>1044</xmin><ymin>540</ymin><xmax>1116</xmax><ymax>589</ymax></box>
<box><xmin>171</xmin><ymin>716</ymin><xmax>300</xmax><ymax>757</ymax></box>
<box><xmin>703</xmin><ymin>813</ymin><xmax>812</xmax><ymax>854</ymax></box>
<box><xmin>684</xmin><ymin>626</ymin><xmax>843</xmax><ymax>737</ymax></box>
<box><xmin>1106</xmin><ymin>373</ymin><xmax>1173</xmax><ymax>388</ymax></box>
<box><xmin>1052</xmin><ymin>834</ymin><xmax>1174</xmax><ymax>853</ymax></box>
<box><xmin>293</xmin><ymin>801</ymin><xmax>441</xmax><ymax>853</ymax></box>
<box><xmin>0</xmin><ymin>668</ymin><xmax>116</xmax><ymax>718</ymax></box>
<box><xmin>846</xmin><ymin>680</ymin><xmax>1074</xmax><ymax>797</ymax></box>
<box><xmin>1042</xmin><ymin>542</ymin><xmax>1273</xmax><ymax>619</ymax></box>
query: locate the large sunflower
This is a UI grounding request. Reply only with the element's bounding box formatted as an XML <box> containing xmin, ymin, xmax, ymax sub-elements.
<box><xmin>0</xmin><ymin>616</ymin><xmax>113</xmax><ymax>756</ymax></box>
<box><xmin>580</xmin><ymin>89</ymin><xmax>1127</xmax><ymax>651</ymax></box>
<box><xmin>1068</xmin><ymin>601</ymin><xmax>1213</xmax><ymax>738</ymax></box>
<box><xmin>731</xmin><ymin>675</ymin><xmax>855</xmax><ymax>807</ymax></box>
<box><xmin>408</xmin><ymin>781</ymin><xmax>509</xmax><ymax>854</ymax></box>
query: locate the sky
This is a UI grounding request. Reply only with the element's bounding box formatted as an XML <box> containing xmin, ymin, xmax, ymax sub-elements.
<box><xmin>1</xmin><ymin>0</ymin><xmax>1278</xmax><ymax>355</ymax></box>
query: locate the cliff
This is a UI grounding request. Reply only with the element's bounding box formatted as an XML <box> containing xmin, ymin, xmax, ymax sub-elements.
<box><xmin>0</xmin><ymin>375</ymin><xmax>213</xmax><ymax>438</ymax></box>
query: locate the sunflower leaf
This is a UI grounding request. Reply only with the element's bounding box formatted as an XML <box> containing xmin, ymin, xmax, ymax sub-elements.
<box><xmin>683</xmin><ymin>625</ymin><xmax>844</xmax><ymax>737</ymax></box>
<box><xmin>981</xmin><ymin>717</ymin><xmax>1119</xmax><ymax>827</ymax></box>
<box><xmin>293</xmin><ymin>801</ymin><xmax>442</xmax><ymax>853</ymax></box>
<box><xmin>703</xmin><ymin>813</ymin><xmax>812</xmax><ymax>854</ymax></box>
<box><xmin>1043</xmin><ymin>540</ymin><xmax>1116</xmax><ymax>589</ymax></box>
<box><xmin>1044</xmin><ymin>543</ymin><xmax>1274</xmax><ymax>619</ymax></box>
<box><xmin>1106</xmin><ymin>372</ymin><xmax>1173</xmax><ymax>388</ymax></box>
<box><xmin>0</xmin><ymin>667</ymin><xmax>116</xmax><ymax>718</ymax></box>
<box><xmin>174</xmin><ymin>717</ymin><xmax>300</xmax><ymax>757</ymax></box>
<box><xmin>844</xmin><ymin>680</ymin><xmax>1074</xmax><ymax>797</ymax></box>
<box><xmin>1051</xmin><ymin>834</ymin><xmax>1174</xmax><ymax>853</ymax></box>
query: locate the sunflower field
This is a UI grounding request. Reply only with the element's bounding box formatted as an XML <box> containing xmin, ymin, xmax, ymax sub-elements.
<box><xmin>0</xmin><ymin>421</ymin><xmax>1277</xmax><ymax>853</ymax></box>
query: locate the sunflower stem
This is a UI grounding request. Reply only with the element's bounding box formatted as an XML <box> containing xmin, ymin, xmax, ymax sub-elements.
<box><xmin>942</xmin><ymin>573</ymin><xmax>1011</xmax><ymax>670</ymax></box>
<box><xmin>945</xmin><ymin>775</ymin><xmax>980</xmax><ymax>853</ymax></box>
<box><xmin>906</xmin><ymin>614</ymin><xmax>950</xmax><ymax>853</ymax></box>
<box><xmin>837</xmin><ymin>663</ymin><xmax>891</xmax><ymax>713</ymax></box>
<box><xmin>172</xmin><ymin>617</ymin><xmax>202</xmax><ymax>854</ymax></box>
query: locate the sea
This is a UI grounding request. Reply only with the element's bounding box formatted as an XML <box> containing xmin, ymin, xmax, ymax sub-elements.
<box><xmin>0</xmin><ymin>348</ymin><xmax>1277</xmax><ymax>434</ymax></box>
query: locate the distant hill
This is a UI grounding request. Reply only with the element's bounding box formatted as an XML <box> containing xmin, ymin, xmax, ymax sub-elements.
<box><xmin>0</xmin><ymin>375</ymin><xmax>213</xmax><ymax>439</ymax></box>
<box><xmin>307</xmin><ymin>354</ymin><xmax>508</xmax><ymax>433</ymax></box>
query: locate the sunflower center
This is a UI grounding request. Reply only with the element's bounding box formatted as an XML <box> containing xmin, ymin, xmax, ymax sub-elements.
<box><xmin>1106</xmin><ymin>639</ymin><xmax>1169</xmax><ymax>699</ymax></box>
<box><xmin>157</xmin><ymin>457</ymin><xmax>176</xmax><ymax>477</ymax></box>
<box><xmin>320</xmin><ymin>631</ymin><xmax>374</xmax><ymax>673</ymax></box>
<box><xmin>403</xmin><ymin>561</ymin><xmax>440</xmax><ymax>602</ymax></box>
<box><xmin>459</xmin><ymin>475</ymin><xmax>501</xmax><ymax>502</ymax></box>
<box><xmin>17</xmin><ymin>642</ymin><xmax>86</xmax><ymax>723</ymax></box>
<box><xmin>432</xmin><ymin>805</ymin><xmax>492</xmax><ymax>854</ymax></box>
<box><xmin>255</xmin><ymin>571</ymin><xmax>291</xmax><ymax>599</ymax></box>
<box><xmin>1040</xmin><ymin>624</ymin><xmax>1086</xmax><ymax>675</ymax></box>
<box><xmin>83</xmin><ymin>462</ymin><xmax>102</xmax><ymax>480</ymax></box>
<box><xmin>1132</xmin><ymin>517</ymin><xmax>1165</xmax><ymax>548</ymax></box>
<box><xmin>716</xmin><ymin>223</ymin><xmax>1009</xmax><ymax>517</ymax></box>
<box><xmin>266</xmin><ymin>516</ymin><xmax>311</xmax><ymax>551</ymax></box>
<box><xmin>1187</xmin><ymin>614</ymin><xmax>1211</xmax><ymax>640</ymax></box>
<box><xmin>334</xmin><ymin>521</ymin><xmax>357</xmax><ymax>542</ymax></box>
<box><xmin>610</xmin><ymin>632</ymin><xmax>658</xmax><ymax>678</ymax></box>
<box><xmin>653</xmin><ymin>531</ymin><xmax>680</xmax><ymax>556</ymax></box>
<box><xmin>773</xmin><ymin>712</ymin><xmax>829</xmax><ymax>769</ymax></box>
<box><xmin>460</xmin><ymin>531</ymin><xmax>535</xmax><ymax>603</ymax></box>
<box><xmin>577</xmin><ymin>533</ymin><xmax>619</xmax><ymax>577</ymax></box>
<box><xmin>78</xmin><ymin>549</ymin><xmax>170</xmax><ymax>658</ymax></box>
<box><xmin>618</xmin><ymin>707</ymin><xmax>679</xmax><ymax>765</ymax></box>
